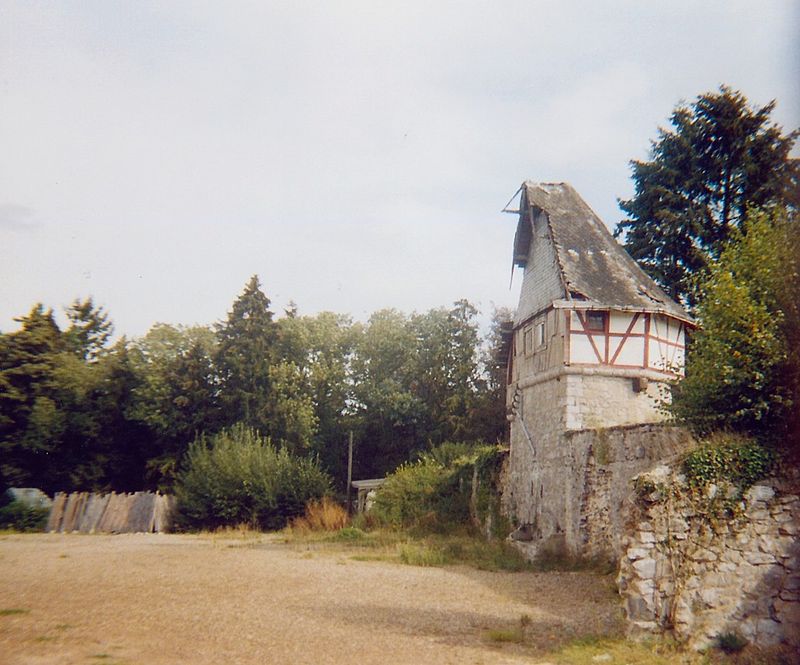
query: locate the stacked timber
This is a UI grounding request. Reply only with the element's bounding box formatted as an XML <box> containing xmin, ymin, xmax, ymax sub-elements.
<box><xmin>46</xmin><ymin>491</ymin><xmax>173</xmax><ymax>534</ymax></box>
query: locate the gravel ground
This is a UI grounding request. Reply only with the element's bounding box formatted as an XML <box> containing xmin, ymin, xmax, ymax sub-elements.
<box><xmin>0</xmin><ymin>533</ymin><xmax>621</xmax><ymax>665</ymax></box>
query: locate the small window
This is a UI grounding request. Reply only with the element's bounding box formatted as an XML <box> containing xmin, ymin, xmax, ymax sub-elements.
<box><xmin>523</xmin><ymin>327</ymin><xmax>533</xmax><ymax>355</ymax></box>
<box><xmin>585</xmin><ymin>311</ymin><xmax>606</xmax><ymax>332</ymax></box>
<box><xmin>535</xmin><ymin>321</ymin><xmax>546</xmax><ymax>347</ymax></box>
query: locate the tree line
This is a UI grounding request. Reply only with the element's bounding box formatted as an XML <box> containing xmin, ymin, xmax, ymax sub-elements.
<box><xmin>0</xmin><ymin>279</ymin><xmax>509</xmax><ymax>495</ymax></box>
<box><xmin>2</xmin><ymin>85</ymin><xmax>798</xmax><ymax>500</ymax></box>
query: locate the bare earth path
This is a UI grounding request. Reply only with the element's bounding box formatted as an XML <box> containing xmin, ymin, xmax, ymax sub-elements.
<box><xmin>0</xmin><ymin>534</ymin><xmax>620</xmax><ymax>665</ymax></box>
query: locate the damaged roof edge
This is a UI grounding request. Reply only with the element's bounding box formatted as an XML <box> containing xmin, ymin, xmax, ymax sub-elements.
<box><xmin>512</xmin><ymin>181</ymin><xmax>694</xmax><ymax>325</ymax></box>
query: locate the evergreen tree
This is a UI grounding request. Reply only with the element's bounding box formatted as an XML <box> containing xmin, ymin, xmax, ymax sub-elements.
<box><xmin>0</xmin><ymin>305</ymin><xmax>65</xmax><ymax>489</ymax></box>
<box><xmin>215</xmin><ymin>276</ymin><xmax>277</xmax><ymax>431</ymax></box>
<box><xmin>63</xmin><ymin>298</ymin><xmax>113</xmax><ymax>361</ymax></box>
<box><xmin>616</xmin><ymin>86</ymin><xmax>798</xmax><ymax>305</ymax></box>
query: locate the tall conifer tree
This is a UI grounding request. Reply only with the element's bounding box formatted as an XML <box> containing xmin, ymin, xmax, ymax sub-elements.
<box><xmin>616</xmin><ymin>86</ymin><xmax>798</xmax><ymax>305</ymax></box>
<box><xmin>215</xmin><ymin>276</ymin><xmax>277</xmax><ymax>431</ymax></box>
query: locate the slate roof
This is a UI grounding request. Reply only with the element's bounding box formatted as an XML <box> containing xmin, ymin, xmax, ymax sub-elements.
<box><xmin>514</xmin><ymin>181</ymin><xmax>692</xmax><ymax>323</ymax></box>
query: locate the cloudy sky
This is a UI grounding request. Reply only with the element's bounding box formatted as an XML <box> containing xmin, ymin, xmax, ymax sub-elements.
<box><xmin>1</xmin><ymin>1</ymin><xmax>798</xmax><ymax>337</ymax></box>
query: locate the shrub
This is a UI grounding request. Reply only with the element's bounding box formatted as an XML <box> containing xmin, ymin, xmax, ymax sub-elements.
<box><xmin>370</xmin><ymin>442</ymin><xmax>506</xmax><ymax>534</ymax></box>
<box><xmin>717</xmin><ymin>630</ymin><xmax>748</xmax><ymax>654</ymax></box>
<box><xmin>370</xmin><ymin>457</ymin><xmax>456</xmax><ymax>529</ymax></box>
<box><xmin>173</xmin><ymin>424</ymin><xmax>331</xmax><ymax>531</ymax></box>
<box><xmin>290</xmin><ymin>496</ymin><xmax>349</xmax><ymax>532</ymax></box>
<box><xmin>0</xmin><ymin>500</ymin><xmax>49</xmax><ymax>532</ymax></box>
<box><xmin>683</xmin><ymin>432</ymin><xmax>773</xmax><ymax>491</ymax></box>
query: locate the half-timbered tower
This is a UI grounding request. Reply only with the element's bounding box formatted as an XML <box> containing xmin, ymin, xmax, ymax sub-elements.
<box><xmin>503</xmin><ymin>182</ymin><xmax>694</xmax><ymax>557</ymax></box>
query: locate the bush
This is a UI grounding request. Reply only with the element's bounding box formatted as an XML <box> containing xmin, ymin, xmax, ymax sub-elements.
<box><xmin>669</xmin><ymin>208</ymin><xmax>799</xmax><ymax>449</ymax></box>
<box><xmin>0</xmin><ymin>500</ymin><xmax>49</xmax><ymax>532</ymax></box>
<box><xmin>173</xmin><ymin>424</ymin><xmax>332</xmax><ymax>531</ymax></box>
<box><xmin>683</xmin><ymin>432</ymin><xmax>773</xmax><ymax>491</ymax></box>
<box><xmin>371</xmin><ymin>442</ymin><xmax>506</xmax><ymax>534</ymax></box>
<box><xmin>717</xmin><ymin>630</ymin><xmax>748</xmax><ymax>654</ymax></box>
<box><xmin>370</xmin><ymin>457</ymin><xmax>456</xmax><ymax>529</ymax></box>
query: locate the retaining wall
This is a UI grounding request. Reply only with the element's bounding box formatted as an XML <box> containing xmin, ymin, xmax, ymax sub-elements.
<box><xmin>618</xmin><ymin>466</ymin><xmax>800</xmax><ymax>652</ymax></box>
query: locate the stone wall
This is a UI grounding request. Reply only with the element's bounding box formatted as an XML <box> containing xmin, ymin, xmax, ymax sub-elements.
<box><xmin>503</xmin><ymin>422</ymin><xmax>693</xmax><ymax>560</ymax></box>
<box><xmin>563</xmin><ymin>373</ymin><xmax>665</xmax><ymax>431</ymax></box>
<box><xmin>618</xmin><ymin>467</ymin><xmax>800</xmax><ymax>651</ymax></box>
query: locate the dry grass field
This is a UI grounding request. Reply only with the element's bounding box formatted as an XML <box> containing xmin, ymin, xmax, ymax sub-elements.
<box><xmin>0</xmin><ymin>532</ymin><xmax>627</xmax><ymax>665</ymax></box>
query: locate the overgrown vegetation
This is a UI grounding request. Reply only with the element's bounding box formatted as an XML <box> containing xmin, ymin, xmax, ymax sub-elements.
<box><xmin>683</xmin><ymin>433</ymin><xmax>773</xmax><ymax>492</ymax></box>
<box><xmin>669</xmin><ymin>208</ymin><xmax>800</xmax><ymax>452</ymax></box>
<box><xmin>0</xmin><ymin>500</ymin><xmax>49</xmax><ymax>532</ymax></box>
<box><xmin>172</xmin><ymin>425</ymin><xmax>331</xmax><ymax>531</ymax></box>
<box><xmin>370</xmin><ymin>442</ymin><xmax>508</xmax><ymax>537</ymax></box>
<box><xmin>0</xmin><ymin>490</ymin><xmax>48</xmax><ymax>532</ymax></box>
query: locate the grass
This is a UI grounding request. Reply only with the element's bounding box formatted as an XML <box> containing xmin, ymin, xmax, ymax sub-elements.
<box><xmin>485</xmin><ymin>627</ymin><xmax>524</xmax><ymax>643</ymax></box>
<box><xmin>484</xmin><ymin>614</ymin><xmax>532</xmax><ymax>644</ymax></box>
<box><xmin>290</xmin><ymin>497</ymin><xmax>349</xmax><ymax>532</ymax></box>
<box><xmin>284</xmin><ymin>525</ymin><xmax>537</xmax><ymax>572</ymax></box>
<box><xmin>0</xmin><ymin>608</ymin><xmax>30</xmax><ymax>616</ymax></box>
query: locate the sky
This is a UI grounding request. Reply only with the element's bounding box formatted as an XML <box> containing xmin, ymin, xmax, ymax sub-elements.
<box><xmin>1</xmin><ymin>1</ymin><xmax>798</xmax><ymax>338</ymax></box>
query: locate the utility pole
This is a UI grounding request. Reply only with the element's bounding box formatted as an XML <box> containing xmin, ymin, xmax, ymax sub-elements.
<box><xmin>346</xmin><ymin>431</ymin><xmax>354</xmax><ymax>513</ymax></box>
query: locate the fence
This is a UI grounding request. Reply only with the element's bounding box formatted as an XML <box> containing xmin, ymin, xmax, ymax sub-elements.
<box><xmin>46</xmin><ymin>491</ymin><xmax>174</xmax><ymax>534</ymax></box>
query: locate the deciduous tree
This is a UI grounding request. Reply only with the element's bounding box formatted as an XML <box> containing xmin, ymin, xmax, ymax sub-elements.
<box><xmin>670</xmin><ymin>207</ymin><xmax>799</xmax><ymax>450</ymax></box>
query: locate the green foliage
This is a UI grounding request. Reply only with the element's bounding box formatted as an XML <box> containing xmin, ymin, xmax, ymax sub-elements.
<box><xmin>0</xmin><ymin>278</ymin><xmax>505</xmax><ymax>496</ymax></box>
<box><xmin>617</xmin><ymin>86</ymin><xmax>798</xmax><ymax>305</ymax></box>
<box><xmin>370</xmin><ymin>457</ymin><xmax>453</xmax><ymax>529</ymax></box>
<box><xmin>370</xmin><ymin>442</ymin><xmax>507</xmax><ymax>535</ymax></box>
<box><xmin>173</xmin><ymin>424</ymin><xmax>331</xmax><ymax>531</ymax></box>
<box><xmin>215</xmin><ymin>275</ymin><xmax>278</xmax><ymax>433</ymax></box>
<box><xmin>716</xmin><ymin>631</ymin><xmax>748</xmax><ymax>654</ymax></box>
<box><xmin>63</xmin><ymin>298</ymin><xmax>113</xmax><ymax>361</ymax></box>
<box><xmin>0</xmin><ymin>499</ymin><xmax>49</xmax><ymax>532</ymax></box>
<box><xmin>683</xmin><ymin>433</ymin><xmax>773</xmax><ymax>491</ymax></box>
<box><xmin>669</xmin><ymin>208</ymin><xmax>800</xmax><ymax>447</ymax></box>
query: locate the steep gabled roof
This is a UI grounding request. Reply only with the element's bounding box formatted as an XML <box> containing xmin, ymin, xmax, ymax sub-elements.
<box><xmin>514</xmin><ymin>181</ymin><xmax>692</xmax><ymax>323</ymax></box>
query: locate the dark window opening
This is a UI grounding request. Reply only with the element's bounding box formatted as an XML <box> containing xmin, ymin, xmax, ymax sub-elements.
<box><xmin>585</xmin><ymin>311</ymin><xmax>606</xmax><ymax>332</ymax></box>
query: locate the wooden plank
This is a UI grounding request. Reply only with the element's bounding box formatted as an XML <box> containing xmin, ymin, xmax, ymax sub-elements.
<box><xmin>153</xmin><ymin>494</ymin><xmax>175</xmax><ymax>533</ymax></box>
<box><xmin>79</xmin><ymin>493</ymin><xmax>110</xmax><ymax>533</ymax></box>
<box><xmin>46</xmin><ymin>492</ymin><xmax>67</xmax><ymax>532</ymax></box>
<box><xmin>127</xmin><ymin>492</ymin><xmax>155</xmax><ymax>533</ymax></box>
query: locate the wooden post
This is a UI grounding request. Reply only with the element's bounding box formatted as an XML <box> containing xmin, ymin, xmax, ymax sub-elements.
<box><xmin>346</xmin><ymin>431</ymin><xmax>354</xmax><ymax>513</ymax></box>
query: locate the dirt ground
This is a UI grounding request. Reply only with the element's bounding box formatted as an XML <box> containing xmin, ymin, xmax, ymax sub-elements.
<box><xmin>0</xmin><ymin>533</ymin><xmax>621</xmax><ymax>665</ymax></box>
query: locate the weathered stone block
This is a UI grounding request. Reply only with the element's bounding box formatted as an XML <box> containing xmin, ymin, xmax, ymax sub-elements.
<box><xmin>703</xmin><ymin>572</ymin><xmax>734</xmax><ymax>588</ymax></box>
<box><xmin>770</xmin><ymin>508</ymin><xmax>794</xmax><ymax>522</ymax></box>
<box><xmin>633</xmin><ymin>578</ymin><xmax>656</xmax><ymax>596</ymax></box>
<box><xmin>753</xmin><ymin>521</ymin><xmax>773</xmax><ymax>535</ymax></box>
<box><xmin>745</xmin><ymin>485</ymin><xmax>775</xmax><ymax>503</ymax></box>
<box><xmin>689</xmin><ymin>547</ymin><xmax>718</xmax><ymax>563</ymax></box>
<box><xmin>746</xmin><ymin>551</ymin><xmax>777</xmax><ymax>565</ymax></box>
<box><xmin>626</xmin><ymin>595</ymin><xmax>655</xmax><ymax>621</ymax></box>
<box><xmin>747</xmin><ymin>506</ymin><xmax>770</xmax><ymax>519</ymax></box>
<box><xmin>627</xmin><ymin>547</ymin><xmax>652</xmax><ymax>561</ymax></box>
<box><xmin>633</xmin><ymin>557</ymin><xmax>657</xmax><ymax>579</ymax></box>
<box><xmin>754</xmin><ymin>618</ymin><xmax>783</xmax><ymax>645</ymax></box>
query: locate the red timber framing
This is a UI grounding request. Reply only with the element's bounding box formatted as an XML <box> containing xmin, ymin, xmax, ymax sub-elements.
<box><xmin>567</xmin><ymin>309</ymin><xmax>686</xmax><ymax>375</ymax></box>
